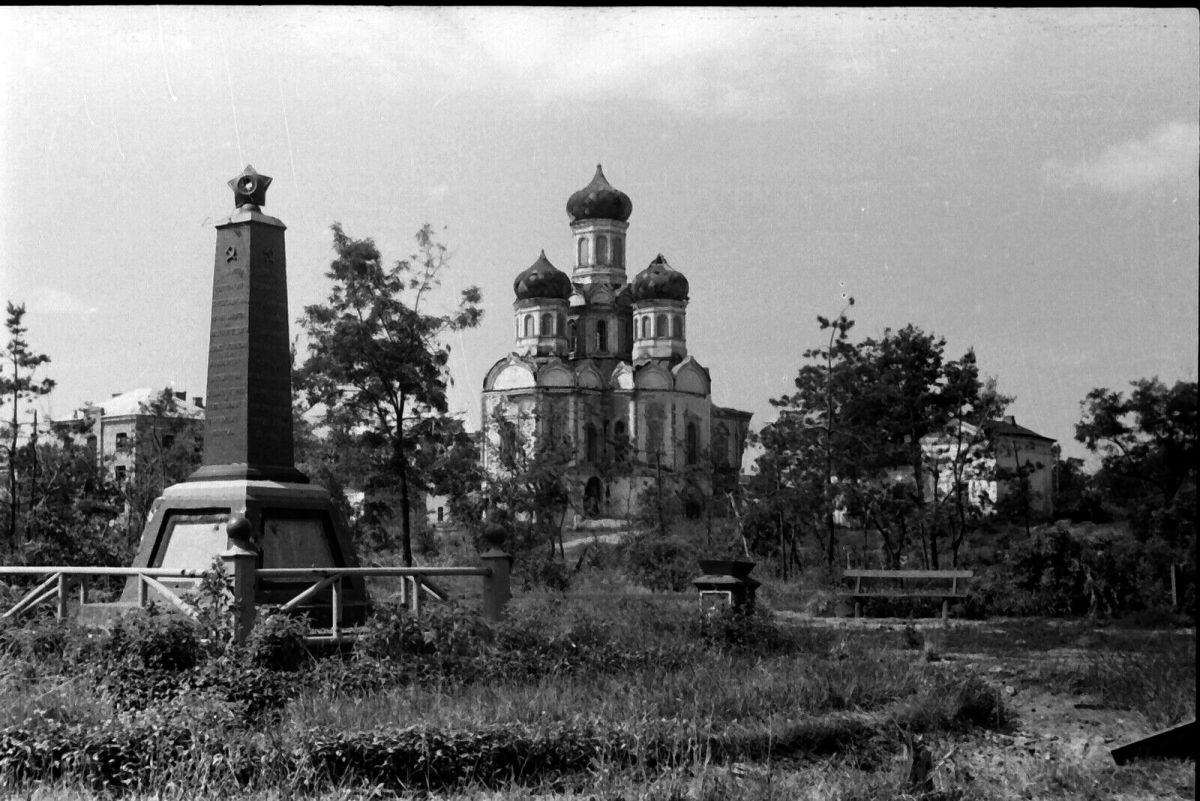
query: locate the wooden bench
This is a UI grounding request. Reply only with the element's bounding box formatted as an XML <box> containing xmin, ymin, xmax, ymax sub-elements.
<box><xmin>840</xmin><ymin>569</ymin><xmax>974</xmax><ymax>619</ymax></box>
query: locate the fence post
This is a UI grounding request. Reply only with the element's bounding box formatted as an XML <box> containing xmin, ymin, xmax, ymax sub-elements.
<box><xmin>56</xmin><ymin>573</ymin><xmax>68</xmax><ymax>620</ymax></box>
<box><xmin>480</xmin><ymin>523</ymin><xmax>512</xmax><ymax>623</ymax></box>
<box><xmin>221</xmin><ymin>545</ymin><xmax>258</xmax><ymax>643</ymax></box>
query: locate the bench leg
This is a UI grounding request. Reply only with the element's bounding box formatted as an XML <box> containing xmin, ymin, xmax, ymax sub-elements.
<box><xmin>942</xmin><ymin>599</ymin><xmax>949</xmax><ymax>621</ymax></box>
<box><xmin>854</xmin><ymin>601</ymin><xmax>862</xmax><ymax>620</ymax></box>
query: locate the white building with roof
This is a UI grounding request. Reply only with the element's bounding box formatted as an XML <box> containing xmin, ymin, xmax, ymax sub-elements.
<box><xmin>50</xmin><ymin>388</ymin><xmax>205</xmax><ymax>483</ymax></box>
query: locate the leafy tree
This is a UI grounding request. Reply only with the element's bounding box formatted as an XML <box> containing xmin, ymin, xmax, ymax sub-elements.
<box><xmin>1</xmin><ymin>302</ymin><xmax>55</xmax><ymax>550</ymax></box>
<box><xmin>921</xmin><ymin>378</ymin><xmax>1011</xmax><ymax>565</ymax></box>
<box><xmin>1051</xmin><ymin>454</ymin><xmax>1110</xmax><ymax>524</ymax></box>
<box><xmin>1076</xmin><ymin>377</ymin><xmax>1197</xmax><ymax>545</ymax></box>
<box><xmin>481</xmin><ymin>403</ymin><xmax>576</xmax><ymax>558</ymax></box>
<box><xmin>748</xmin><ymin>300</ymin><xmax>857</xmax><ymax>572</ymax></box>
<box><xmin>752</xmin><ymin>304</ymin><xmax>999</xmax><ymax>571</ymax></box>
<box><xmin>297</xmin><ymin>223</ymin><xmax>482</xmax><ymax>565</ymax></box>
<box><xmin>119</xmin><ymin>388</ymin><xmax>204</xmax><ymax>538</ymax></box>
<box><xmin>19</xmin><ymin>438</ymin><xmax>126</xmax><ymax>567</ymax></box>
<box><xmin>1076</xmin><ymin>378</ymin><xmax>1197</xmax><ymax>508</ymax></box>
<box><xmin>840</xmin><ymin>326</ymin><xmax>990</xmax><ymax>568</ymax></box>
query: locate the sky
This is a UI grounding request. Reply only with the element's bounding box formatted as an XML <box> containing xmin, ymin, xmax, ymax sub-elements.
<box><xmin>1</xmin><ymin>7</ymin><xmax>1197</xmax><ymax>466</ymax></box>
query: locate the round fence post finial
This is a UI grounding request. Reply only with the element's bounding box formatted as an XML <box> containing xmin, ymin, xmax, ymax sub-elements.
<box><xmin>226</xmin><ymin>513</ymin><xmax>256</xmax><ymax>547</ymax></box>
<box><xmin>482</xmin><ymin>522</ymin><xmax>507</xmax><ymax>550</ymax></box>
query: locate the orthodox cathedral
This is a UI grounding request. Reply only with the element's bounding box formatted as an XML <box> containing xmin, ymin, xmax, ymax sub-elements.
<box><xmin>481</xmin><ymin>166</ymin><xmax>752</xmax><ymax>518</ymax></box>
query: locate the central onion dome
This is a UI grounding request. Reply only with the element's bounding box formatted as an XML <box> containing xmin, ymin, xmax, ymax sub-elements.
<box><xmin>514</xmin><ymin>251</ymin><xmax>573</xmax><ymax>300</ymax></box>
<box><xmin>566</xmin><ymin>164</ymin><xmax>633</xmax><ymax>222</ymax></box>
<box><xmin>631</xmin><ymin>254</ymin><xmax>689</xmax><ymax>301</ymax></box>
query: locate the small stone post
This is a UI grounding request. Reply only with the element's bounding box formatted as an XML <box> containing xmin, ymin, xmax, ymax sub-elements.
<box><xmin>480</xmin><ymin>523</ymin><xmax>512</xmax><ymax>623</ymax></box>
<box><xmin>222</xmin><ymin>546</ymin><xmax>257</xmax><ymax>643</ymax></box>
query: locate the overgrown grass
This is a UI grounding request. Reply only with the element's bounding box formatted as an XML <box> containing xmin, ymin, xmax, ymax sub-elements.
<box><xmin>0</xmin><ymin>593</ymin><xmax>1191</xmax><ymax>798</ymax></box>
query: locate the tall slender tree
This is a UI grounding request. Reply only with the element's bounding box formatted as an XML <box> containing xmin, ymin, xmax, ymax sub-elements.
<box><xmin>296</xmin><ymin>224</ymin><xmax>482</xmax><ymax>565</ymax></box>
<box><xmin>749</xmin><ymin>299</ymin><xmax>857</xmax><ymax>572</ymax></box>
<box><xmin>1</xmin><ymin>302</ymin><xmax>55</xmax><ymax>549</ymax></box>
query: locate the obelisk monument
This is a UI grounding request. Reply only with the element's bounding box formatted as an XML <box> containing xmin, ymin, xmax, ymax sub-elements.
<box><xmin>126</xmin><ymin>168</ymin><xmax>366</xmax><ymax>621</ymax></box>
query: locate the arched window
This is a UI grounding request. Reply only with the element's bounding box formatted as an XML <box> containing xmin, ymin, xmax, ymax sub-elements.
<box><xmin>640</xmin><ymin>316</ymin><xmax>650</xmax><ymax>339</ymax></box>
<box><xmin>645</xmin><ymin>406</ymin><xmax>665</xmax><ymax>461</ymax></box>
<box><xmin>585</xmin><ymin>423</ymin><xmax>599</xmax><ymax>463</ymax></box>
<box><xmin>672</xmin><ymin>315</ymin><xmax>684</xmax><ymax>339</ymax></box>
<box><xmin>541</xmin><ymin>312</ymin><xmax>553</xmax><ymax>336</ymax></box>
<box><xmin>596</xmin><ymin>235</ymin><xmax>609</xmax><ymax>265</ymax></box>
<box><xmin>568</xmin><ymin>320</ymin><xmax>578</xmax><ymax>352</ymax></box>
<box><xmin>656</xmin><ymin>314</ymin><xmax>668</xmax><ymax>338</ymax></box>
<box><xmin>523</xmin><ymin>315</ymin><xmax>534</xmax><ymax>337</ymax></box>
<box><xmin>613</xmin><ymin>237</ymin><xmax>624</xmax><ymax>269</ymax></box>
<box><xmin>685</xmin><ymin>421</ymin><xmax>699</xmax><ymax>465</ymax></box>
<box><xmin>578</xmin><ymin>237</ymin><xmax>587</xmax><ymax>267</ymax></box>
<box><xmin>594</xmin><ymin>320</ymin><xmax>608</xmax><ymax>353</ymax></box>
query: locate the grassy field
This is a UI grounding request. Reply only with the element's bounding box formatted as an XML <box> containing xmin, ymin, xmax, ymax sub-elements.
<box><xmin>0</xmin><ymin>584</ymin><xmax>1194</xmax><ymax>800</ymax></box>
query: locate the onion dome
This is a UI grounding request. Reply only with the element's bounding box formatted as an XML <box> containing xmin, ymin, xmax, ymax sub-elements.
<box><xmin>631</xmin><ymin>254</ymin><xmax>689</xmax><ymax>302</ymax></box>
<box><xmin>566</xmin><ymin>164</ymin><xmax>632</xmax><ymax>222</ymax></box>
<box><xmin>514</xmin><ymin>251</ymin><xmax>572</xmax><ymax>300</ymax></box>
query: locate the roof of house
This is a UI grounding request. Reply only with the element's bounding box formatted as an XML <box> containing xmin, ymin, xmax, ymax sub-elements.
<box><xmin>982</xmin><ymin>417</ymin><xmax>1056</xmax><ymax>443</ymax></box>
<box><xmin>87</xmin><ymin>388</ymin><xmax>205</xmax><ymax>419</ymax></box>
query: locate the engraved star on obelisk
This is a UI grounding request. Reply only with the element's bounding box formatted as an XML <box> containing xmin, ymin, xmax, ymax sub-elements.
<box><xmin>227</xmin><ymin>165</ymin><xmax>272</xmax><ymax>208</ymax></box>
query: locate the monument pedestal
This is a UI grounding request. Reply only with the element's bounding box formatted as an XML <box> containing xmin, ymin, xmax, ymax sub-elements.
<box><xmin>124</xmin><ymin>479</ymin><xmax>368</xmax><ymax>625</ymax></box>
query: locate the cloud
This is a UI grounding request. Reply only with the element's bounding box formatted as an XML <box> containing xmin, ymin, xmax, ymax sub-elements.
<box><xmin>1043</xmin><ymin>122</ymin><xmax>1200</xmax><ymax>193</ymax></box>
<box><xmin>23</xmin><ymin>287</ymin><xmax>97</xmax><ymax>316</ymax></box>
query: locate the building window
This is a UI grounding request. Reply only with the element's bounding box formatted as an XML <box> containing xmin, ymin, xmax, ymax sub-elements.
<box><xmin>437</xmin><ymin>507</ymin><xmax>444</xmax><ymax>523</ymax></box>
<box><xmin>578</xmin><ymin>237</ymin><xmax>587</xmax><ymax>267</ymax></box>
<box><xmin>162</xmin><ymin>434</ymin><xmax>175</xmax><ymax>450</ymax></box>
<box><xmin>585</xmin><ymin>423</ymin><xmax>599</xmax><ymax>463</ymax></box>
<box><xmin>114</xmin><ymin>465</ymin><xmax>127</xmax><ymax>482</ymax></box>
<box><xmin>541</xmin><ymin>312</ymin><xmax>553</xmax><ymax>336</ymax></box>
<box><xmin>596</xmin><ymin>235</ymin><xmax>609</xmax><ymax>264</ymax></box>
<box><xmin>613</xmin><ymin>237</ymin><xmax>624</xmax><ymax>269</ymax></box>
<box><xmin>595</xmin><ymin>320</ymin><xmax>608</xmax><ymax>353</ymax></box>
<box><xmin>640</xmin><ymin>316</ymin><xmax>650</xmax><ymax>339</ymax></box>
<box><xmin>673</xmin><ymin>315</ymin><xmax>684</xmax><ymax>339</ymax></box>
<box><xmin>613</xmin><ymin>420</ymin><xmax>628</xmax><ymax>462</ymax></box>
<box><xmin>656</xmin><ymin>314</ymin><xmax>668</xmax><ymax>338</ymax></box>
<box><xmin>645</xmin><ymin>405</ymin><xmax>665</xmax><ymax>461</ymax></box>
<box><xmin>85</xmin><ymin>435</ymin><xmax>97</xmax><ymax>452</ymax></box>
<box><xmin>523</xmin><ymin>315</ymin><xmax>534</xmax><ymax>337</ymax></box>
<box><xmin>686</xmin><ymin>421</ymin><xmax>699</xmax><ymax>465</ymax></box>
<box><xmin>713</xmin><ymin>424</ymin><xmax>730</xmax><ymax>468</ymax></box>
<box><xmin>568</xmin><ymin>320</ymin><xmax>578</xmax><ymax>352</ymax></box>
<box><xmin>115</xmin><ymin>432</ymin><xmax>129</xmax><ymax>450</ymax></box>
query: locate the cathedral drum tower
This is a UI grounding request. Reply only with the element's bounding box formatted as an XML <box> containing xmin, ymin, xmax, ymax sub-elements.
<box><xmin>124</xmin><ymin>167</ymin><xmax>366</xmax><ymax>622</ymax></box>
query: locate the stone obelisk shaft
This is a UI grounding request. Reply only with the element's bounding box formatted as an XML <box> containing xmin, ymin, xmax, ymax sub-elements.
<box><xmin>191</xmin><ymin>166</ymin><xmax>305</xmax><ymax>483</ymax></box>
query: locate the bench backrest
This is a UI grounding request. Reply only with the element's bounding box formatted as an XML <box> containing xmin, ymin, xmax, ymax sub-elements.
<box><xmin>842</xmin><ymin>569</ymin><xmax>974</xmax><ymax>580</ymax></box>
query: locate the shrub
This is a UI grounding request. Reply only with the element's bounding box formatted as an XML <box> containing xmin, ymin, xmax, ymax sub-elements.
<box><xmin>514</xmin><ymin>553</ymin><xmax>573</xmax><ymax>592</ymax></box>
<box><xmin>354</xmin><ymin>602</ymin><xmax>493</xmax><ymax>680</ymax></box>
<box><xmin>103</xmin><ymin>606</ymin><xmax>202</xmax><ymax>672</ymax></box>
<box><xmin>962</xmin><ymin>525</ymin><xmax>1187</xmax><ymax>618</ymax></box>
<box><xmin>620</xmin><ymin>532</ymin><xmax>697</xmax><ymax>592</ymax></box>
<box><xmin>686</xmin><ymin>605</ymin><xmax>793</xmax><ymax>655</ymax></box>
<box><xmin>245</xmin><ymin>613</ymin><xmax>311</xmax><ymax>671</ymax></box>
